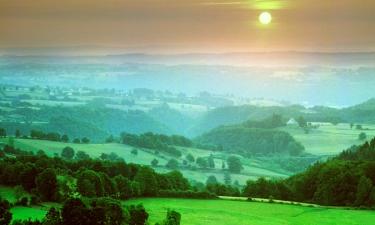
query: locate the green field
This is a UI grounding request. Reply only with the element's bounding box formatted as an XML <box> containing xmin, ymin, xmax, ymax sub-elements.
<box><xmin>124</xmin><ymin>198</ymin><xmax>375</xmax><ymax>225</ymax></box>
<box><xmin>2</xmin><ymin>138</ymin><xmax>289</xmax><ymax>185</ymax></box>
<box><xmin>10</xmin><ymin>207</ymin><xmax>48</xmax><ymax>221</ymax></box>
<box><xmin>280</xmin><ymin>123</ymin><xmax>375</xmax><ymax>155</ymax></box>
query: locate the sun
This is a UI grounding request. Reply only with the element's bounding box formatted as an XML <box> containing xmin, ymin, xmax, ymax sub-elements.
<box><xmin>259</xmin><ymin>12</ymin><xmax>272</xmax><ymax>25</ymax></box>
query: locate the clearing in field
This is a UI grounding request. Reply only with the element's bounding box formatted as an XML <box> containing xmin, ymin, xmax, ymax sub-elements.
<box><xmin>123</xmin><ymin>198</ymin><xmax>375</xmax><ymax>225</ymax></box>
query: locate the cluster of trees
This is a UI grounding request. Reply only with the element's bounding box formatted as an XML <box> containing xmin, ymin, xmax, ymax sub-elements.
<box><xmin>196</xmin><ymin>125</ymin><xmax>305</xmax><ymax>157</ymax></box>
<box><xmin>121</xmin><ymin>132</ymin><xmax>190</xmax><ymax>157</ymax></box>
<box><xmin>29</xmin><ymin>129</ymin><xmax>90</xmax><ymax>144</ymax></box>
<box><xmin>243</xmin><ymin>137</ymin><xmax>375</xmax><ymax>207</ymax></box>
<box><xmin>6</xmin><ymin>197</ymin><xmax>181</xmax><ymax>225</ymax></box>
<box><xmin>0</xmin><ymin>144</ymin><xmax>217</xmax><ymax>204</ymax></box>
<box><xmin>243</xmin><ymin>114</ymin><xmax>285</xmax><ymax>129</ymax></box>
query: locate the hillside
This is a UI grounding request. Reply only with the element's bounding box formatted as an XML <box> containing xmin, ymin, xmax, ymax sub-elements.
<box><xmin>195</xmin><ymin>125</ymin><xmax>305</xmax><ymax>157</ymax></box>
<box><xmin>0</xmin><ymin>138</ymin><xmax>291</xmax><ymax>185</ymax></box>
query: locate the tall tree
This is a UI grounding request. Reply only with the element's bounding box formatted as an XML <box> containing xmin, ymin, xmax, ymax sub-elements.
<box><xmin>36</xmin><ymin>168</ymin><xmax>58</xmax><ymax>201</ymax></box>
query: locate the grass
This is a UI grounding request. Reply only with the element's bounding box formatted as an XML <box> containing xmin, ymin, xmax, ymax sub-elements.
<box><xmin>124</xmin><ymin>198</ymin><xmax>375</xmax><ymax>225</ymax></box>
<box><xmin>10</xmin><ymin>206</ymin><xmax>47</xmax><ymax>222</ymax></box>
<box><xmin>2</xmin><ymin>138</ymin><xmax>289</xmax><ymax>185</ymax></box>
<box><xmin>280</xmin><ymin>123</ymin><xmax>375</xmax><ymax>155</ymax></box>
<box><xmin>0</xmin><ymin>186</ymin><xmax>18</xmax><ymax>203</ymax></box>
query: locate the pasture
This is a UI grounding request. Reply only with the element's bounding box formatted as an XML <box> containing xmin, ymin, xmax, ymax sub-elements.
<box><xmin>1</xmin><ymin>138</ymin><xmax>289</xmax><ymax>185</ymax></box>
<box><xmin>280</xmin><ymin>123</ymin><xmax>375</xmax><ymax>155</ymax></box>
<box><xmin>124</xmin><ymin>198</ymin><xmax>375</xmax><ymax>225</ymax></box>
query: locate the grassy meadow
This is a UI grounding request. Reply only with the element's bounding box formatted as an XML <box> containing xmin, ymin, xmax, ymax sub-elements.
<box><xmin>124</xmin><ymin>198</ymin><xmax>375</xmax><ymax>225</ymax></box>
<box><xmin>280</xmin><ymin>123</ymin><xmax>375</xmax><ymax>155</ymax></box>
<box><xmin>1</xmin><ymin>138</ymin><xmax>289</xmax><ymax>185</ymax></box>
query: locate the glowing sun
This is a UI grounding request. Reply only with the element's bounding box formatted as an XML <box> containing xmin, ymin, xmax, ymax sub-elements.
<box><xmin>259</xmin><ymin>12</ymin><xmax>272</xmax><ymax>25</ymax></box>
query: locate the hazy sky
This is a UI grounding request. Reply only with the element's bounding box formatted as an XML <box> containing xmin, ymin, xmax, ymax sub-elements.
<box><xmin>1</xmin><ymin>0</ymin><xmax>375</xmax><ymax>53</ymax></box>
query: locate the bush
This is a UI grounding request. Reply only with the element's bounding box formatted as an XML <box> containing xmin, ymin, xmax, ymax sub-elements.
<box><xmin>157</xmin><ymin>190</ymin><xmax>216</xmax><ymax>199</ymax></box>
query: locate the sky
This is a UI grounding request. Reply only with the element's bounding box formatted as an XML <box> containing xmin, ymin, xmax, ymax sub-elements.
<box><xmin>1</xmin><ymin>0</ymin><xmax>375</xmax><ymax>53</ymax></box>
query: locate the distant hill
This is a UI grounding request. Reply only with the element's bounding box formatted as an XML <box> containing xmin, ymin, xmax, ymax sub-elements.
<box><xmin>195</xmin><ymin>124</ymin><xmax>305</xmax><ymax>157</ymax></box>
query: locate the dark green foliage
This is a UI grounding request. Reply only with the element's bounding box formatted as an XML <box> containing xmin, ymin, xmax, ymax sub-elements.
<box><xmin>81</xmin><ymin>137</ymin><xmax>90</xmax><ymax>144</ymax></box>
<box><xmin>355</xmin><ymin>176</ymin><xmax>373</xmax><ymax>206</ymax></box>
<box><xmin>207</xmin><ymin>155</ymin><xmax>215</xmax><ymax>169</ymax></box>
<box><xmin>61</xmin><ymin>198</ymin><xmax>91</xmax><ymax>225</ymax></box>
<box><xmin>0</xmin><ymin>128</ymin><xmax>7</xmax><ymax>138</ymax></box>
<box><xmin>122</xmin><ymin>132</ymin><xmax>186</xmax><ymax>157</ymax></box>
<box><xmin>43</xmin><ymin>207</ymin><xmax>61</xmax><ymax>225</ymax></box>
<box><xmin>243</xmin><ymin>114</ymin><xmax>285</xmax><ymax>129</ymax></box>
<box><xmin>243</xmin><ymin>177</ymin><xmax>292</xmax><ymax>200</ymax></box>
<box><xmin>157</xmin><ymin>190</ymin><xmax>216</xmax><ymax>199</ymax></box>
<box><xmin>151</xmin><ymin>158</ymin><xmax>159</xmax><ymax>167</ymax></box>
<box><xmin>206</xmin><ymin>175</ymin><xmax>218</xmax><ymax>185</ymax></box>
<box><xmin>77</xmin><ymin>170</ymin><xmax>104</xmax><ymax>197</ymax></box>
<box><xmin>242</xmin><ymin>137</ymin><xmax>375</xmax><ymax>207</ymax></box>
<box><xmin>76</xmin><ymin>151</ymin><xmax>90</xmax><ymax>160</ymax></box>
<box><xmin>196</xmin><ymin>125</ymin><xmax>305</xmax><ymax>157</ymax></box>
<box><xmin>166</xmin><ymin>159</ymin><xmax>179</xmax><ymax>170</ymax></box>
<box><xmin>163</xmin><ymin>210</ymin><xmax>181</xmax><ymax>225</ymax></box>
<box><xmin>128</xmin><ymin>204</ymin><xmax>149</xmax><ymax>225</ymax></box>
<box><xmin>73</xmin><ymin>138</ymin><xmax>81</xmax><ymax>144</ymax></box>
<box><xmin>134</xmin><ymin>167</ymin><xmax>158</xmax><ymax>196</ymax></box>
<box><xmin>131</xmin><ymin>148</ymin><xmax>138</xmax><ymax>156</ymax></box>
<box><xmin>206</xmin><ymin>183</ymin><xmax>241</xmax><ymax>197</ymax></box>
<box><xmin>19</xmin><ymin>163</ymin><xmax>38</xmax><ymax>191</ymax></box>
<box><xmin>0</xmin><ymin>198</ymin><xmax>12</xmax><ymax>225</ymax></box>
<box><xmin>61</xmin><ymin>146</ymin><xmax>75</xmax><ymax>160</ymax></box>
<box><xmin>15</xmin><ymin>129</ymin><xmax>21</xmax><ymax>138</ymax></box>
<box><xmin>296</xmin><ymin>116</ymin><xmax>307</xmax><ymax>128</ymax></box>
<box><xmin>358</xmin><ymin>132</ymin><xmax>367</xmax><ymax>140</ymax></box>
<box><xmin>196</xmin><ymin>157</ymin><xmax>208</xmax><ymax>169</ymax></box>
<box><xmin>114</xmin><ymin>175</ymin><xmax>133</xmax><ymax>199</ymax></box>
<box><xmin>185</xmin><ymin>154</ymin><xmax>194</xmax><ymax>163</ymax></box>
<box><xmin>61</xmin><ymin>134</ymin><xmax>69</xmax><ymax>143</ymax></box>
<box><xmin>36</xmin><ymin>168</ymin><xmax>58</xmax><ymax>201</ymax></box>
<box><xmin>226</xmin><ymin>156</ymin><xmax>243</xmax><ymax>173</ymax></box>
<box><xmin>30</xmin><ymin>130</ymin><xmax>61</xmax><ymax>142</ymax></box>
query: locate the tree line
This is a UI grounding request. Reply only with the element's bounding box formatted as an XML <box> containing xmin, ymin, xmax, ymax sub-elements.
<box><xmin>243</xmin><ymin>137</ymin><xmax>375</xmax><ymax>208</ymax></box>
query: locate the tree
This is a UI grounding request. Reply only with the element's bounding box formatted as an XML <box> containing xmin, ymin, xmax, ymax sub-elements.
<box><xmin>73</xmin><ymin>138</ymin><xmax>81</xmax><ymax>144</ymax></box>
<box><xmin>355</xmin><ymin>176</ymin><xmax>373</xmax><ymax>206</ymax></box>
<box><xmin>163</xmin><ymin>210</ymin><xmax>181</xmax><ymax>225</ymax></box>
<box><xmin>134</xmin><ymin>167</ymin><xmax>158</xmax><ymax>196</ymax></box>
<box><xmin>114</xmin><ymin>175</ymin><xmax>133</xmax><ymax>199</ymax></box>
<box><xmin>227</xmin><ymin>156</ymin><xmax>243</xmax><ymax>173</ymax></box>
<box><xmin>0</xmin><ymin>198</ymin><xmax>12</xmax><ymax>225</ymax></box>
<box><xmin>185</xmin><ymin>154</ymin><xmax>195</xmax><ymax>163</ymax></box>
<box><xmin>43</xmin><ymin>207</ymin><xmax>62</xmax><ymax>225</ymax></box>
<box><xmin>61</xmin><ymin>147</ymin><xmax>75</xmax><ymax>160</ymax></box>
<box><xmin>356</xmin><ymin>124</ymin><xmax>363</xmax><ymax>130</ymax></box>
<box><xmin>206</xmin><ymin>175</ymin><xmax>218</xmax><ymax>186</ymax></box>
<box><xmin>61</xmin><ymin>134</ymin><xmax>69</xmax><ymax>143</ymax></box>
<box><xmin>166</xmin><ymin>159</ymin><xmax>179</xmax><ymax>170</ymax></box>
<box><xmin>81</xmin><ymin>137</ymin><xmax>90</xmax><ymax>144</ymax></box>
<box><xmin>224</xmin><ymin>172</ymin><xmax>232</xmax><ymax>185</ymax></box>
<box><xmin>296</xmin><ymin>116</ymin><xmax>307</xmax><ymax>128</ymax></box>
<box><xmin>151</xmin><ymin>158</ymin><xmax>159</xmax><ymax>167</ymax></box>
<box><xmin>0</xmin><ymin>128</ymin><xmax>7</xmax><ymax>138</ymax></box>
<box><xmin>106</xmin><ymin>135</ymin><xmax>115</xmax><ymax>143</ymax></box>
<box><xmin>358</xmin><ymin>132</ymin><xmax>367</xmax><ymax>141</ymax></box>
<box><xmin>76</xmin><ymin>151</ymin><xmax>90</xmax><ymax>160</ymax></box>
<box><xmin>128</xmin><ymin>204</ymin><xmax>148</xmax><ymax>225</ymax></box>
<box><xmin>61</xmin><ymin>198</ymin><xmax>90</xmax><ymax>225</ymax></box>
<box><xmin>208</xmin><ymin>155</ymin><xmax>215</xmax><ymax>169</ymax></box>
<box><xmin>131</xmin><ymin>148</ymin><xmax>138</xmax><ymax>156</ymax></box>
<box><xmin>36</xmin><ymin>168</ymin><xmax>58</xmax><ymax>201</ymax></box>
<box><xmin>15</xmin><ymin>129</ymin><xmax>21</xmax><ymax>138</ymax></box>
<box><xmin>19</xmin><ymin>164</ymin><xmax>38</xmax><ymax>191</ymax></box>
<box><xmin>196</xmin><ymin>157</ymin><xmax>208</xmax><ymax>169</ymax></box>
<box><xmin>77</xmin><ymin>170</ymin><xmax>104</xmax><ymax>197</ymax></box>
